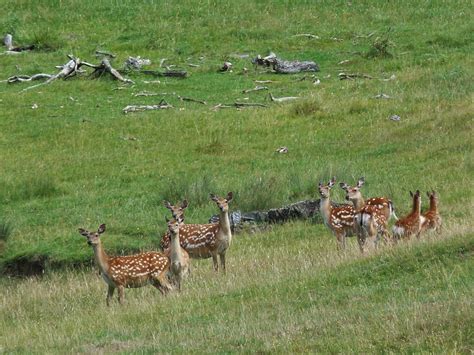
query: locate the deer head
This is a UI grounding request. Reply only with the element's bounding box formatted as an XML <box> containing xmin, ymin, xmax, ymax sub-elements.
<box><xmin>340</xmin><ymin>177</ymin><xmax>365</xmax><ymax>202</ymax></box>
<box><xmin>166</xmin><ymin>216</ymin><xmax>182</xmax><ymax>236</ymax></box>
<box><xmin>318</xmin><ymin>177</ymin><xmax>336</xmax><ymax>198</ymax></box>
<box><xmin>210</xmin><ymin>192</ymin><xmax>233</xmax><ymax>213</ymax></box>
<box><xmin>163</xmin><ymin>200</ymin><xmax>188</xmax><ymax>223</ymax></box>
<box><xmin>78</xmin><ymin>224</ymin><xmax>106</xmax><ymax>246</ymax></box>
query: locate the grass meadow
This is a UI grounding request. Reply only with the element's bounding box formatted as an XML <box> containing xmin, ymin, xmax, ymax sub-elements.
<box><xmin>0</xmin><ymin>0</ymin><xmax>472</xmax><ymax>352</ymax></box>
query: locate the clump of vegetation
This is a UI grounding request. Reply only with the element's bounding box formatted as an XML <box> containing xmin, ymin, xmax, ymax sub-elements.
<box><xmin>366</xmin><ymin>30</ymin><xmax>394</xmax><ymax>58</ymax></box>
<box><xmin>0</xmin><ymin>221</ymin><xmax>13</xmax><ymax>243</ymax></box>
<box><xmin>291</xmin><ymin>98</ymin><xmax>324</xmax><ymax>117</ymax></box>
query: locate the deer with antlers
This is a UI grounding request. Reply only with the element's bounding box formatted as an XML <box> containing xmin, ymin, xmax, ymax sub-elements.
<box><xmin>392</xmin><ymin>190</ymin><xmax>425</xmax><ymax>240</ymax></box>
<box><xmin>340</xmin><ymin>177</ymin><xmax>397</xmax><ymax>248</ymax></box>
<box><xmin>78</xmin><ymin>224</ymin><xmax>173</xmax><ymax>306</ymax></box>
<box><xmin>421</xmin><ymin>190</ymin><xmax>442</xmax><ymax>233</ymax></box>
<box><xmin>164</xmin><ymin>217</ymin><xmax>190</xmax><ymax>290</ymax></box>
<box><xmin>318</xmin><ymin>177</ymin><xmax>358</xmax><ymax>251</ymax></box>
<box><xmin>160</xmin><ymin>192</ymin><xmax>234</xmax><ymax>272</ymax></box>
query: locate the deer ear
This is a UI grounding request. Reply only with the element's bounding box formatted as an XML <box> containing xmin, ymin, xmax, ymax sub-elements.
<box><xmin>339</xmin><ymin>182</ymin><xmax>348</xmax><ymax>190</ymax></box>
<box><xmin>210</xmin><ymin>193</ymin><xmax>218</xmax><ymax>202</ymax></box>
<box><xmin>318</xmin><ymin>181</ymin><xmax>323</xmax><ymax>188</ymax></box>
<box><xmin>426</xmin><ymin>191</ymin><xmax>430</xmax><ymax>198</ymax></box>
<box><xmin>226</xmin><ymin>192</ymin><xmax>233</xmax><ymax>202</ymax></box>
<box><xmin>357</xmin><ymin>177</ymin><xmax>365</xmax><ymax>188</ymax></box>
<box><xmin>165</xmin><ymin>216</ymin><xmax>170</xmax><ymax>223</ymax></box>
<box><xmin>409</xmin><ymin>191</ymin><xmax>413</xmax><ymax>197</ymax></box>
<box><xmin>181</xmin><ymin>200</ymin><xmax>188</xmax><ymax>209</ymax></box>
<box><xmin>78</xmin><ymin>228</ymin><xmax>89</xmax><ymax>237</ymax></box>
<box><xmin>328</xmin><ymin>177</ymin><xmax>336</xmax><ymax>188</ymax></box>
<box><xmin>98</xmin><ymin>224</ymin><xmax>106</xmax><ymax>234</ymax></box>
<box><xmin>163</xmin><ymin>201</ymin><xmax>172</xmax><ymax>210</ymax></box>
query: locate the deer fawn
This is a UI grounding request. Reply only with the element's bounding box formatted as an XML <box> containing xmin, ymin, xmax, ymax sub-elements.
<box><xmin>78</xmin><ymin>224</ymin><xmax>173</xmax><ymax>306</ymax></box>
<box><xmin>160</xmin><ymin>192</ymin><xmax>233</xmax><ymax>272</ymax></box>
<box><xmin>421</xmin><ymin>190</ymin><xmax>442</xmax><ymax>233</ymax></box>
<box><xmin>164</xmin><ymin>217</ymin><xmax>190</xmax><ymax>290</ymax></box>
<box><xmin>340</xmin><ymin>177</ymin><xmax>397</xmax><ymax>248</ymax></box>
<box><xmin>392</xmin><ymin>190</ymin><xmax>425</xmax><ymax>240</ymax></box>
<box><xmin>318</xmin><ymin>177</ymin><xmax>357</xmax><ymax>251</ymax></box>
<box><xmin>160</xmin><ymin>200</ymin><xmax>188</xmax><ymax>250</ymax></box>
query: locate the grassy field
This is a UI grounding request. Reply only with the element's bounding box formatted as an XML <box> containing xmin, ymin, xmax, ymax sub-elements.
<box><xmin>0</xmin><ymin>0</ymin><xmax>472</xmax><ymax>352</ymax></box>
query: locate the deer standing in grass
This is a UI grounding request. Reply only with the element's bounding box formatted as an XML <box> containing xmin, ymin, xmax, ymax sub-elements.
<box><xmin>160</xmin><ymin>199</ymin><xmax>188</xmax><ymax>250</ymax></box>
<box><xmin>421</xmin><ymin>190</ymin><xmax>442</xmax><ymax>233</ymax></box>
<box><xmin>340</xmin><ymin>177</ymin><xmax>397</xmax><ymax>248</ymax></box>
<box><xmin>164</xmin><ymin>217</ymin><xmax>190</xmax><ymax>290</ymax></box>
<box><xmin>78</xmin><ymin>224</ymin><xmax>173</xmax><ymax>306</ymax></box>
<box><xmin>160</xmin><ymin>192</ymin><xmax>233</xmax><ymax>272</ymax></box>
<box><xmin>318</xmin><ymin>177</ymin><xmax>357</xmax><ymax>251</ymax></box>
<box><xmin>392</xmin><ymin>190</ymin><xmax>425</xmax><ymax>240</ymax></box>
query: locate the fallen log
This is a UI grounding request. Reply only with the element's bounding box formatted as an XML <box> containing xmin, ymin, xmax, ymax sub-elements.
<box><xmin>242</xmin><ymin>85</ymin><xmax>268</xmax><ymax>94</ymax></box>
<box><xmin>338</xmin><ymin>72</ymin><xmax>373</xmax><ymax>80</ymax></box>
<box><xmin>123</xmin><ymin>99</ymin><xmax>173</xmax><ymax>114</ymax></box>
<box><xmin>253</xmin><ymin>52</ymin><xmax>319</xmax><ymax>74</ymax></box>
<box><xmin>91</xmin><ymin>58</ymin><xmax>134</xmax><ymax>83</ymax></box>
<box><xmin>269</xmin><ymin>93</ymin><xmax>299</xmax><ymax>103</ymax></box>
<box><xmin>7</xmin><ymin>74</ymin><xmax>53</xmax><ymax>83</ymax></box>
<box><xmin>178</xmin><ymin>96</ymin><xmax>207</xmax><ymax>105</ymax></box>
<box><xmin>3</xmin><ymin>34</ymin><xmax>35</xmax><ymax>53</ymax></box>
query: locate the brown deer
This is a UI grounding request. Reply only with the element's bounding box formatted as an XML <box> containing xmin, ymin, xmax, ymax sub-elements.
<box><xmin>392</xmin><ymin>190</ymin><xmax>425</xmax><ymax>240</ymax></box>
<box><xmin>318</xmin><ymin>177</ymin><xmax>357</xmax><ymax>251</ymax></box>
<box><xmin>340</xmin><ymin>177</ymin><xmax>397</xmax><ymax>247</ymax></box>
<box><xmin>160</xmin><ymin>192</ymin><xmax>233</xmax><ymax>272</ymax></box>
<box><xmin>160</xmin><ymin>200</ymin><xmax>188</xmax><ymax>250</ymax></box>
<box><xmin>421</xmin><ymin>190</ymin><xmax>442</xmax><ymax>233</ymax></box>
<box><xmin>78</xmin><ymin>224</ymin><xmax>173</xmax><ymax>306</ymax></box>
<box><xmin>164</xmin><ymin>217</ymin><xmax>190</xmax><ymax>290</ymax></box>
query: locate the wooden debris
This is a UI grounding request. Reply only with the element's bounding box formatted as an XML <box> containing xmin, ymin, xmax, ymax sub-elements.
<box><xmin>142</xmin><ymin>70</ymin><xmax>187</xmax><ymax>78</ymax></box>
<box><xmin>254</xmin><ymin>80</ymin><xmax>276</xmax><ymax>84</ymax></box>
<box><xmin>91</xmin><ymin>58</ymin><xmax>134</xmax><ymax>83</ymax></box>
<box><xmin>143</xmin><ymin>80</ymin><xmax>161</xmax><ymax>84</ymax></box>
<box><xmin>95</xmin><ymin>50</ymin><xmax>116</xmax><ymax>58</ymax></box>
<box><xmin>212</xmin><ymin>102</ymin><xmax>268</xmax><ymax>110</ymax></box>
<box><xmin>187</xmin><ymin>63</ymin><xmax>200</xmax><ymax>67</ymax></box>
<box><xmin>338</xmin><ymin>72</ymin><xmax>373</xmax><ymax>80</ymax></box>
<box><xmin>123</xmin><ymin>100</ymin><xmax>173</xmax><ymax>114</ymax></box>
<box><xmin>7</xmin><ymin>74</ymin><xmax>53</xmax><ymax>83</ymax></box>
<box><xmin>178</xmin><ymin>96</ymin><xmax>207</xmax><ymax>105</ymax></box>
<box><xmin>389</xmin><ymin>114</ymin><xmax>401</xmax><ymax>121</ymax></box>
<box><xmin>338</xmin><ymin>59</ymin><xmax>351</xmax><ymax>65</ymax></box>
<box><xmin>219</xmin><ymin>62</ymin><xmax>233</xmax><ymax>72</ymax></box>
<box><xmin>269</xmin><ymin>93</ymin><xmax>299</xmax><ymax>103</ymax></box>
<box><xmin>253</xmin><ymin>52</ymin><xmax>319</xmax><ymax>74</ymax></box>
<box><xmin>292</xmin><ymin>33</ymin><xmax>320</xmax><ymax>39</ymax></box>
<box><xmin>380</xmin><ymin>74</ymin><xmax>396</xmax><ymax>81</ymax></box>
<box><xmin>133</xmin><ymin>91</ymin><xmax>159</xmax><ymax>97</ymax></box>
<box><xmin>276</xmin><ymin>146</ymin><xmax>288</xmax><ymax>153</ymax></box>
<box><xmin>373</xmin><ymin>93</ymin><xmax>391</xmax><ymax>99</ymax></box>
<box><xmin>125</xmin><ymin>56</ymin><xmax>151</xmax><ymax>70</ymax></box>
<box><xmin>242</xmin><ymin>85</ymin><xmax>268</xmax><ymax>94</ymax></box>
<box><xmin>3</xmin><ymin>34</ymin><xmax>35</xmax><ymax>53</ymax></box>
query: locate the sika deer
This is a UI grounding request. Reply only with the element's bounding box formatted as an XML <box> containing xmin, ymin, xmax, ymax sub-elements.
<box><xmin>421</xmin><ymin>190</ymin><xmax>442</xmax><ymax>233</ymax></box>
<box><xmin>392</xmin><ymin>190</ymin><xmax>425</xmax><ymax>240</ymax></box>
<box><xmin>160</xmin><ymin>199</ymin><xmax>188</xmax><ymax>251</ymax></box>
<box><xmin>164</xmin><ymin>217</ymin><xmax>190</xmax><ymax>290</ymax></box>
<box><xmin>78</xmin><ymin>224</ymin><xmax>173</xmax><ymax>306</ymax></box>
<box><xmin>318</xmin><ymin>177</ymin><xmax>357</xmax><ymax>251</ymax></box>
<box><xmin>160</xmin><ymin>192</ymin><xmax>233</xmax><ymax>272</ymax></box>
<box><xmin>340</xmin><ymin>177</ymin><xmax>397</xmax><ymax>247</ymax></box>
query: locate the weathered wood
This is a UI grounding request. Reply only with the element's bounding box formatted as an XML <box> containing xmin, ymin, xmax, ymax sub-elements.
<box><xmin>242</xmin><ymin>85</ymin><xmax>268</xmax><ymax>94</ymax></box>
<box><xmin>178</xmin><ymin>96</ymin><xmax>207</xmax><ymax>105</ymax></box>
<box><xmin>269</xmin><ymin>93</ymin><xmax>299</xmax><ymax>103</ymax></box>
<box><xmin>125</xmin><ymin>56</ymin><xmax>151</xmax><ymax>70</ymax></box>
<box><xmin>123</xmin><ymin>100</ymin><xmax>173</xmax><ymax>114</ymax></box>
<box><xmin>7</xmin><ymin>74</ymin><xmax>53</xmax><ymax>83</ymax></box>
<box><xmin>253</xmin><ymin>52</ymin><xmax>319</xmax><ymax>74</ymax></box>
<box><xmin>338</xmin><ymin>72</ymin><xmax>373</xmax><ymax>80</ymax></box>
<box><xmin>3</xmin><ymin>34</ymin><xmax>35</xmax><ymax>52</ymax></box>
<box><xmin>92</xmin><ymin>58</ymin><xmax>134</xmax><ymax>83</ymax></box>
<box><xmin>142</xmin><ymin>70</ymin><xmax>187</xmax><ymax>78</ymax></box>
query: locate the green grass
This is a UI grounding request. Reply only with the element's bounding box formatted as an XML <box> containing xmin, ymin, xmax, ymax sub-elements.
<box><xmin>0</xmin><ymin>0</ymin><xmax>472</xmax><ymax>352</ymax></box>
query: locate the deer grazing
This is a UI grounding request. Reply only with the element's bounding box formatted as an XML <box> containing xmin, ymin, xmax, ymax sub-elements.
<box><xmin>318</xmin><ymin>177</ymin><xmax>357</xmax><ymax>251</ymax></box>
<box><xmin>160</xmin><ymin>192</ymin><xmax>234</xmax><ymax>272</ymax></box>
<box><xmin>164</xmin><ymin>217</ymin><xmax>190</xmax><ymax>290</ymax></box>
<box><xmin>421</xmin><ymin>190</ymin><xmax>442</xmax><ymax>233</ymax></box>
<box><xmin>340</xmin><ymin>177</ymin><xmax>397</xmax><ymax>248</ymax></box>
<box><xmin>78</xmin><ymin>224</ymin><xmax>173</xmax><ymax>306</ymax></box>
<box><xmin>392</xmin><ymin>190</ymin><xmax>425</xmax><ymax>240</ymax></box>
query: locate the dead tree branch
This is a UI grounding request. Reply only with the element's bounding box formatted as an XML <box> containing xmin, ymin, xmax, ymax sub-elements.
<box><xmin>123</xmin><ymin>99</ymin><xmax>173</xmax><ymax>114</ymax></box>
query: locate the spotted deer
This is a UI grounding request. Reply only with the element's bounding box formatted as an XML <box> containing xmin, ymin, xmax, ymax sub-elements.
<box><xmin>318</xmin><ymin>177</ymin><xmax>357</xmax><ymax>251</ymax></box>
<box><xmin>160</xmin><ymin>192</ymin><xmax>233</xmax><ymax>272</ymax></box>
<box><xmin>78</xmin><ymin>224</ymin><xmax>173</xmax><ymax>306</ymax></box>
<box><xmin>164</xmin><ymin>217</ymin><xmax>190</xmax><ymax>290</ymax></box>
<box><xmin>340</xmin><ymin>177</ymin><xmax>397</xmax><ymax>247</ymax></box>
<box><xmin>421</xmin><ymin>190</ymin><xmax>442</xmax><ymax>233</ymax></box>
<box><xmin>160</xmin><ymin>199</ymin><xmax>188</xmax><ymax>251</ymax></box>
<box><xmin>392</xmin><ymin>190</ymin><xmax>425</xmax><ymax>240</ymax></box>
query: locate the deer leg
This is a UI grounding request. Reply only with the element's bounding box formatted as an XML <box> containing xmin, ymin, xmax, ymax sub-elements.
<box><xmin>106</xmin><ymin>285</ymin><xmax>115</xmax><ymax>306</ymax></box>
<box><xmin>219</xmin><ymin>253</ymin><xmax>226</xmax><ymax>273</ymax></box>
<box><xmin>117</xmin><ymin>285</ymin><xmax>125</xmax><ymax>305</ymax></box>
<box><xmin>335</xmin><ymin>231</ymin><xmax>346</xmax><ymax>251</ymax></box>
<box><xmin>212</xmin><ymin>253</ymin><xmax>219</xmax><ymax>272</ymax></box>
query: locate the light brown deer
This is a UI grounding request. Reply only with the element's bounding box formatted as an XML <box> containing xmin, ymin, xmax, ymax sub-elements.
<box><xmin>164</xmin><ymin>217</ymin><xmax>190</xmax><ymax>290</ymax></box>
<box><xmin>318</xmin><ymin>177</ymin><xmax>357</xmax><ymax>251</ymax></box>
<box><xmin>78</xmin><ymin>224</ymin><xmax>173</xmax><ymax>306</ymax></box>
<box><xmin>160</xmin><ymin>200</ymin><xmax>188</xmax><ymax>250</ymax></box>
<box><xmin>392</xmin><ymin>190</ymin><xmax>425</xmax><ymax>240</ymax></box>
<box><xmin>421</xmin><ymin>190</ymin><xmax>442</xmax><ymax>233</ymax></box>
<box><xmin>340</xmin><ymin>177</ymin><xmax>397</xmax><ymax>247</ymax></box>
<box><xmin>160</xmin><ymin>192</ymin><xmax>233</xmax><ymax>272</ymax></box>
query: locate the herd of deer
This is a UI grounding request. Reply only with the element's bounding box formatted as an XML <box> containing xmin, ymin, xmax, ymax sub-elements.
<box><xmin>78</xmin><ymin>179</ymin><xmax>441</xmax><ymax>306</ymax></box>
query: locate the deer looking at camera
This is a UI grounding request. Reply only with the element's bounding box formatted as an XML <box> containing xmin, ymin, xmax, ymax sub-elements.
<box><xmin>164</xmin><ymin>217</ymin><xmax>190</xmax><ymax>290</ymax></box>
<box><xmin>160</xmin><ymin>192</ymin><xmax>233</xmax><ymax>272</ymax></box>
<box><xmin>392</xmin><ymin>190</ymin><xmax>425</xmax><ymax>240</ymax></box>
<box><xmin>340</xmin><ymin>177</ymin><xmax>397</xmax><ymax>248</ymax></box>
<box><xmin>318</xmin><ymin>177</ymin><xmax>357</xmax><ymax>251</ymax></box>
<box><xmin>160</xmin><ymin>200</ymin><xmax>188</xmax><ymax>250</ymax></box>
<box><xmin>78</xmin><ymin>224</ymin><xmax>173</xmax><ymax>306</ymax></box>
<box><xmin>421</xmin><ymin>190</ymin><xmax>442</xmax><ymax>233</ymax></box>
